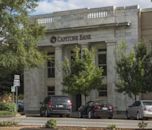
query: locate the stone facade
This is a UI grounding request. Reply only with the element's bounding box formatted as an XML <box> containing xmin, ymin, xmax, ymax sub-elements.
<box><xmin>141</xmin><ymin>8</ymin><xmax>152</xmax><ymax>100</ymax></box>
<box><xmin>24</xmin><ymin>5</ymin><xmax>141</xmax><ymax>114</ymax></box>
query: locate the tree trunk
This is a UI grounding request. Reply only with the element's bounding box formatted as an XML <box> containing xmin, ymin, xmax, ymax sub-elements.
<box><xmin>84</xmin><ymin>95</ymin><xmax>87</xmax><ymax>104</ymax></box>
<box><xmin>134</xmin><ymin>95</ymin><xmax>137</xmax><ymax>101</ymax></box>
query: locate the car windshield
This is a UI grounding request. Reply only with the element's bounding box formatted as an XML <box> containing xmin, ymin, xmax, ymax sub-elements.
<box><xmin>143</xmin><ymin>101</ymin><xmax>152</xmax><ymax>106</ymax></box>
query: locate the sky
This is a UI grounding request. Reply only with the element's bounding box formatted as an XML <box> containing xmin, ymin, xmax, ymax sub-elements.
<box><xmin>33</xmin><ymin>0</ymin><xmax>152</xmax><ymax>15</ymax></box>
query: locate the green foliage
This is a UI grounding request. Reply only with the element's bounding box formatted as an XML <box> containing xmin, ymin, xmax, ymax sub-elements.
<box><xmin>18</xmin><ymin>94</ymin><xmax>24</xmax><ymax>100</ymax></box>
<box><xmin>0</xmin><ymin>93</ymin><xmax>13</xmax><ymax>102</ymax></box>
<box><xmin>45</xmin><ymin>119</ymin><xmax>57</xmax><ymax>129</ymax></box>
<box><xmin>138</xmin><ymin>120</ymin><xmax>148</xmax><ymax>129</ymax></box>
<box><xmin>63</xmin><ymin>47</ymin><xmax>103</xmax><ymax>101</ymax></box>
<box><xmin>0</xmin><ymin>102</ymin><xmax>16</xmax><ymax>112</ymax></box>
<box><xmin>0</xmin><ymin>0</ymin><xmax>46</xmax><ymax>94</ymax></box>
<box><xmin>0</xmin><ymin>121</ymin><xmax>17</xmax><ymax>127</ymax></box>
<box><xmin>105</xmin><ymin>124</ymin><xmax>117</xmax><ymax>130</ymax></box>
<box><xmin>0</xmin><ymin>111</ymin><xmax>16</xmax><ymax>117</ymax></box>
<box><xmin>116</xmin><ymin>42</ymin><xmax>152</xmax><ymax>100</ymax></box>
<box><xmin>0</xmin><ymin>0</ymin><xmax>45</xmax><ymax>70</ymax></box>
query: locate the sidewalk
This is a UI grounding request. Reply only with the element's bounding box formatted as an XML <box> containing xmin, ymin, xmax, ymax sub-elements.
<box><xmin>15</xmin><ymin>111</ymin><xmax>127</xmax><ymax>119</ymax></box>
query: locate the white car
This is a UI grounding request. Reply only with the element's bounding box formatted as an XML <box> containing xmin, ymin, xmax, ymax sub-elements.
<box><xmin>126</xmin><ymin>100</ymin><xmax>152</xmax><ymax>119</ymax></box>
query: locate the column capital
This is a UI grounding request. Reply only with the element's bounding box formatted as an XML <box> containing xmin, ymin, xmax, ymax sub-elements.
<box><xmin>54</xmin><ymin>45</ymin><xmax>63</xmax><ymax>52</ymax></box>
<box><xmin>106</xmin><ymin>40</ymin><xmax>117</xmax><ymax>46</ymax></box>
<box><xmin>54</xmin><ymin>44</ymin><xmax>63</xmax><ymax>48</ymax></box>
<box><xmin>81</xmin><ymin>42</ymin><xmax>88</xmax><ymax>45</ymax></box>
<box><xmin>81</xmin><ymin>43</ymin><xmax>89</xmax><ymax>48</ymax></box>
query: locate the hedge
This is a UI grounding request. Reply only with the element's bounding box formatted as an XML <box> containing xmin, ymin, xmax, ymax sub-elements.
<box><xmin>0</xmin><ymin>111</ymin><xmax>16</xmax><ymax>116</ymax></box>
<box><xmin>0</xmin><ymin>102</ymin><xmax>16</xmax><ymax>112</ymax></box>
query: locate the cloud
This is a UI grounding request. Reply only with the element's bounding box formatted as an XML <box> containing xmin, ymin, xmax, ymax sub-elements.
<box><xmin>33</xmin><ymin>0</ymin><xmax>77</xmax><ymax>15</ymax></box>
<box><xmin>33</xmin><ymin>0</ymin><xmax>152</xmax><ymax>15</ymax></box>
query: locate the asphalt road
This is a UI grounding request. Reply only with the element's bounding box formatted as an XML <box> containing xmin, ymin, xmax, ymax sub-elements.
<box><xmin>1</xmin><ymin>117</ymin><xmax>152</xmax><ymax>129</ymax></box>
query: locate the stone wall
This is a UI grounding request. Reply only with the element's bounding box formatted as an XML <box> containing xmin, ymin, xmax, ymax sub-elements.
<box><xmin>24</xmin><ymin>5</ymin><xmax>140</xmax><ymax>114</ymax></box>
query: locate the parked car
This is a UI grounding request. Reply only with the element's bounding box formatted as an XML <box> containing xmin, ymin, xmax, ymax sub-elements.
<box><xmin>17</xmin><ymin>100</ymin><xmax>24</xmax><ymax>112</ymax></box>
<box><xmin>40</xmin><ymin>95</ymin><xmax>72</xmax><ymax>117</ymax></box>
<box><xmin>126</xmin><ymin>100</ymin><xmax>152</xmax><ymax>119</ymax></box>
<box><xmin>78</xmin><ymin>100</ymin><xmax>114</xmax><ymax>119</ymax></box>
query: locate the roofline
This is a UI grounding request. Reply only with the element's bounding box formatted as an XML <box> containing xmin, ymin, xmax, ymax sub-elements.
<box><xmin>46</xmin><ymin>22</ymin><xmax>131</xmax><ymax>33</ymax></box>
<box><xmin>141</xmin><ymin>8</ymin><xmax>152</xmax><ymax>12</ymax></box>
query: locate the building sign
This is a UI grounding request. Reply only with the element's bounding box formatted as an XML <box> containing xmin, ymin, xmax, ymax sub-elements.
<box><xmin>50</xmin><ymin>34</ymin><xmax>91</xmax><ymax>43</ymax></box>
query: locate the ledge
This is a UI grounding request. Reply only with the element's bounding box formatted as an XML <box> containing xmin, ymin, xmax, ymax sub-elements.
<box><xmin>46</xmin><ymin>22</ymin><xmax>131</xmax><ymax>33</ymax></box>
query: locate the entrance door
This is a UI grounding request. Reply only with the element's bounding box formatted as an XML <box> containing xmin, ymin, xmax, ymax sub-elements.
<box><xmin>76</xmin><ymin>94</ymin><xmax>81</xmax><ymax>111</ymax></box>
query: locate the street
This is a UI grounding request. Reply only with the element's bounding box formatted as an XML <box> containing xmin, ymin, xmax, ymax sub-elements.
<box><xmin>1</xmin><ymin>117</ymin><xmax>152</xmax><ymax>129</ymax></box>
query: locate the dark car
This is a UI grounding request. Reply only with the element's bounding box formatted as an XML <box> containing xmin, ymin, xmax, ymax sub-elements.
<box><xmin>17</xmin><ymin>100</ymin><xmax>24</xmax><ymax>112</ymax></box>
<box><xmin>78</xmin><ymin>100</ymin><xmax>114</xmax><ymax>119</ymax></box>
<box><xmin>40</xmin><ymin>95</ymin><xmax>72</xmax><ymax>117</ymax></box>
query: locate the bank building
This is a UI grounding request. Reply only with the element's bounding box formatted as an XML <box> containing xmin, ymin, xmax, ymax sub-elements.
<box><xmin>24</xmin><ymin>5</ymin><xmax>152</xmax><ymax>114</ymax></box>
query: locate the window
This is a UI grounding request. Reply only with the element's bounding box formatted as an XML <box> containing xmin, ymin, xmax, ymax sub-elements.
<box><xmin>98</xmin><ymin>84</ymin><xmax>107</xmax><ymax>97</ymax></box>
<box><xmin>47</xmin><ymin>52</ymin><xmax>55</xmax><ymax>78</ymax></box>
<box><xmin>47</xmin><ymin>86</ymin><xmax>55</xmax><ymax>96</ymax></box>
<box><xmin>98</xmin><ymin>48</ymin><xmax>107</xmax><ymax>76</ymax></box>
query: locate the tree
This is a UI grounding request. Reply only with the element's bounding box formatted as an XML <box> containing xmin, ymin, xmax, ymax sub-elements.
<box><xmin>0</xmin><ymin>0</ymin><xmax>45</xmax><ymax>70</ymax></box>
<box><xmin>0</xmin><ymin>0</ymin><xmax>45</xmax><ymax>94</ymax></box>
<box><xmin>63</xmin><ymin>47</ymin><xmax>103</xmax><ymax>103</ymax></box>
<box><xmin>116</xmin><ymin>42</ymin><xmax>152</xmax><ymax>100</ymax></box>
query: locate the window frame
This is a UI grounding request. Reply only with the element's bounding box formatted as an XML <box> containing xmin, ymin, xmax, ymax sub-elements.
<box><xmin>98</xmin><ymin>84</ymin><xmax>107</xmax><ymax>97</ymax></box>
<box><xmin>47</xmin><ymin>86</ymin><xmax>55</xmax><ymax>96</ymax></box>
<box><xmin>47</xmin><ymin>52</ymin><xmax>55</xmax><ymax>78</ymax></box>
<box><xmin>97</xmin><ymin>48</ymin><xmax>107</xmax><ymax>76</ymax></box>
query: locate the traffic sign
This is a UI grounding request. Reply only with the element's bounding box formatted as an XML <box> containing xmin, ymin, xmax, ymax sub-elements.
<box><xmin>13</xmin><ymin>79</ymin><xmax>20</xmax><ymax>87</ymax></box>
<box><xmin>11</xmin><ymin>86</ymin><xmax>15</xmax><ymax>92</ymax></box>
<box><xmin>14</xmin><ymin>75</ymin><xmax>20</xmax><ymax>80</ymax></box>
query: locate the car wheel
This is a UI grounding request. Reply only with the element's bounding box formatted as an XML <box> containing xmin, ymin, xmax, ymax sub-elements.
<box><xmin>40</xmin><ymin>111</ymin><xmax>44</xmax><ymax>117</ymax></box>
<box><xmin>78</xmin><ymin>112</ymin><xmax>83</xmax><ymax>118</ymax></box>
<box><xmin>126</xmin><ymin>111</ymin><xmax>130</xmax><ymax>119</ymax></box>
<box><xmin>136</xmin><ymin>112</ymin><xmax>141</xmax><ymax>120</ymax></box>
<box><xmin>59</xmin><ymin>114</ymin><xmax>63</xmax><ymax>117</ymax></box>
<box><xmin>45</xmin><ymin>109</ymin><xmax>50</xmax><ymax>117</ymax></box>
<box><xmin>108</xmin><ymin>115</ymin><xmax>113</xmax><ymax>119</ymax></box>
<box><xmin>66</xmin><ymin>114</ymin><xmax>70</xmax><ymax>117</ymax></box>
<box><xmin>40</xmin><ymin>108</ymin><xmax>45</xmax><ymax>117</ymax></box>
<box><xmin>88</xmin><ymin>111</ymin><xmax>93</xmax><ymax>119</ymax></box>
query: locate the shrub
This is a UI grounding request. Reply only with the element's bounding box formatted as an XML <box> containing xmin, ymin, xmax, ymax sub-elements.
<box><xmin>0</xmin><ymin>93</ymin><xmax>13</xmax><ymax>103</ymax></box>
<box><xmin>105</xmin><ymin>124</ymin><xmax>117</xmax><ymax>130</ymax></box>
<box><xmin>138</xmin><ymin>120</ymin><xmax>148</xmax><ymax>129</ymax></box>
<box><xmin>18</xmin><ymin>94</ymin><xmax>24</xmax><ymax>100</ymax></box>
<box><xmin>45</xmin><ymin>119</ymin><xmax>57</xmax><ymax>129</ymax></box>
<box><xmin>0</xmin><ymin>111</ymin><xmax>16</xmax><ymax>116</ymax></box>
<box><xmin>0</xmin><ymin>121</ymin><xmax>18</xmax><ymax>127</ymax></box>
<box><xmin>0</xmin><ymin>102</ymin><xmax>16</xmax><ymax>112</ymax></box>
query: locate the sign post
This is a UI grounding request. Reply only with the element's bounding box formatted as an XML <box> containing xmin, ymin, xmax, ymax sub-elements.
<box><xmin>13</xmin><ymin>75</ymin><xmax>20</xmax><ymax>112</ymax></box>
<box><xmin>11</xmin><ymin>86</ymin><xmax>15</xmax><ymax>103</ymax></box>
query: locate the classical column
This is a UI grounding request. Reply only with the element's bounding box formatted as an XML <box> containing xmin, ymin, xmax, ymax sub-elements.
<box><xmin>55</xmin><ymin>45</ymin><xmax>63</xmax><ymax>95</ymax></box>
<box><xmin>107</xmin><ymin>41</ymin><xmax>116</xmax><ymax>108</ymax></box>
<box><xmin>81</xmin><ymin>43</ymin><xmax>88</xmax><ymax>49</ymax></box>
<box><xmin>24</xmin><ymin>64</ymin><xmax>46</xmax><ymax>114</ymax></box>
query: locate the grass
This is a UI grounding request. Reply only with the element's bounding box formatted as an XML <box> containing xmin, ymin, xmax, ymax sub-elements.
<box><xmin>0</xmin><ymin>111</ymin><xmax>16</xmax><ymax>117</ymax></box>
<box><xmin>0</xmin><ymin>121</ymin><xmax>18</xmax><ymax>127</ymax></box>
